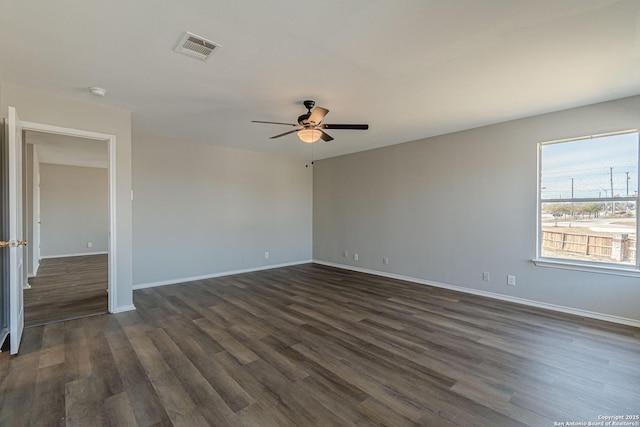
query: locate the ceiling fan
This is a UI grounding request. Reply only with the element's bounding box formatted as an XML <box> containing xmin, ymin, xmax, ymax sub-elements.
<box><xmin>252</xmin><ymin>100</ymin><xmax>369</xmax><ymax>143</ymax></box>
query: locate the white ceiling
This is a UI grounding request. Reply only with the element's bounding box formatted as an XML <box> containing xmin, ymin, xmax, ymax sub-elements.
<box><xmin>2</xmin><ymin>0</ymin><xmax>640</xmax><ymax>160</ymax></box>
<box><xmin>26</xmin><ymin>132</ymin><xmax>108</xmax><ymax>169</ymax></box>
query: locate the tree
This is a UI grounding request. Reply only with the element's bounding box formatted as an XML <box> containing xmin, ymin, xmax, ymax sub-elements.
<box><xmin>544</xmin><ymin>204</ymin><xmax>572</xmax><ymax>226</ymax></box>
<box><xmin>545</xmin><ymin>204</ymin><xmax>571</xmax><ymax>216</ymax></box>
<box><xmin>578</xmin><ymin>203</ymin><xmax>602</xmax><ymax>219</ymax></box>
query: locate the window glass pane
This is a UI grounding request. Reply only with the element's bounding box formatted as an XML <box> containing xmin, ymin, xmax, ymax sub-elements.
<box><xmin>541</xmin><ymin>133</ymin><xmax>638</xmax><ymax>200</ymax></box>
<box><xmin>541</xmin><ymin>201</ymin><xmax>636</xmax><ymax>265</ymax></box>
<box><xmin>539</xmin><ymin>132</ymin><xmax>638</xmax><ymax>267</ymax></box>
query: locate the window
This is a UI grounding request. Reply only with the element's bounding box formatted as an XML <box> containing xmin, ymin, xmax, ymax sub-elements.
<box><xmin>538</xmin><ymin>131</ymin><xmax>639</xmax><ymax>271</ymax></box>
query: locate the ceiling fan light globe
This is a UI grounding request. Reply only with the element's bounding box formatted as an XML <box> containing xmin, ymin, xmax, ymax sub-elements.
<box><xmin>297</xmin><ymin>128</ymin><xmax>322</xmax><ymax>143</ymax></box>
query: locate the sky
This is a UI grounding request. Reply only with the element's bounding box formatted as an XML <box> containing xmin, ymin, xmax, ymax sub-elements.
<box><xmin>541</xmin><ymin>132</ymin><xmax>639</xmax><ymax>200</ymax></box>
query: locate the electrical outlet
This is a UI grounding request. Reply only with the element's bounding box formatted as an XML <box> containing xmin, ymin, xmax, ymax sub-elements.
<box><xmin>264</xmin><ymin>251</ymin><xmax>269</xmax><ymax>259</ymax></box>
<box><xmin>354</xmin><ymin>253</ymin><xmax>359</xmax><ymax>261</ymax></box>
<box><xmin>343</xmin><ymin>251</ymin><xmax>349</xmax><ymax>258</ymax></box>
<box><xmin>383</xmin><ymin>257</ymin><xmax>389</xmax><ymax>265</ymax></box>
<box><xmin>87</xmin><ymin>242</ymin><xmax>93</xmax><ymax>248</ymax></box>
<box><xmin>507</xmin><ymin>275</ymin><xmax>516</xmax><ymax>286</ymax></box>
<box><xmin>482</xmin><ymin>272</ymin><xmax>490</xmax><ymax>281</ymax></box>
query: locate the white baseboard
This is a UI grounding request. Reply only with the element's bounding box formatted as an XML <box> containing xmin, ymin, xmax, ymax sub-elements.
<box><xmin>111</xmin><ymin>304</ymin><xmax>136</xmax><ymax>314</ymax></box>
<box><xmin>312</xmin><ymin>259</ymin><xmax>640</xmax><ymax>329</ymax></box>
<box><xmin>41</xmin><ymin>251</ymin><xmax>108</xmax><ymax>259</ymax></box>
<box><xmin>133</xmin><ymin>260</ymin><xmax>313</xmax><ymax>290</ymax></box>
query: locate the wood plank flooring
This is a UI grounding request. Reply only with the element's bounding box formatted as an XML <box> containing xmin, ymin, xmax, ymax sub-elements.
<box><xmin>2</xmin><ymin>263</ymin><xmax>639</xmax><ymax>426</ymax></box>
<box><xmin>25</xmin><ymin>255</ymin><xmax>108</xmax><ymax>326</ymax></box>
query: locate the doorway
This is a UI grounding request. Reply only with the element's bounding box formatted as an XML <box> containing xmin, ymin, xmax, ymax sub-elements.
<box><xmin>20</xmin><ymin>120</ymin><xmax>116</xmax><ymax>325</ymax></box>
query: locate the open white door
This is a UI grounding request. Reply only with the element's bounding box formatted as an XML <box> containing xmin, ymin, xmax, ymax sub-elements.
<box><xmin>8</xmin><ymin>107</ymin><xmax>25</xmax><ymax>355</ymax></box>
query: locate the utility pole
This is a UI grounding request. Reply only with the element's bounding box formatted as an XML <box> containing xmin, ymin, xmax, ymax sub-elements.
<box><xmin>610</xmin><ymin>167</ymin><xmax>614</xmax><ymax>195</ymax></box>
<box><xmin>571</xmin><ymin>178</ymin><xmax>574</xmax><ymax>218</ymax></box>
<box><xmin>627</xmin><ymin>171</ymin><xmax>630</xmax><ymax>196</ymax></box>
<box><xmin>610</xmin><ymin>166</ymin><xmax>614</xmax><ymax>216</ymax></box>
<box><xmin>571</xmin><ymin>178</ymin><xmax>574</xmax><ymax>199</ymax></box>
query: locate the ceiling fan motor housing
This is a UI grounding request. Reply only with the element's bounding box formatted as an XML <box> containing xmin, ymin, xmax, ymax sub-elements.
<box><xmin>298</xmin><ymin>100</ymin><xmax>316</xmax><ymax>126</ymax></box>
<box><xmin>298</xmin><ymin>113</ymin><xmax>311</xmax><ymax>126</ymax></box>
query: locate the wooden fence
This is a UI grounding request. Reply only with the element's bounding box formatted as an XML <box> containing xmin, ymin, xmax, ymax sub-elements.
<box><xmin>542</xmin><ymin>231</ymin><xmax>636</xmax><ymax>262</ymax></box>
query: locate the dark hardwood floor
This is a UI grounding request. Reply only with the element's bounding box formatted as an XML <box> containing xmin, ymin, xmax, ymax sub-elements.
<box><xmin>1</xmin><ymin>263</ymin><xmax>639</xmax><ymax>426</ymax></box>
<box><xmin>25</xmin><ymin>254</ymin><xmax>108</xmax><ymax>326</ymax></box>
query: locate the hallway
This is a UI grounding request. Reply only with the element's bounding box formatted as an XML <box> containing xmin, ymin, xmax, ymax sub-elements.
<box><xmin>25</xmin><ymin>254</ymin><xmax>108</xmax><ymax>326</ymax></box>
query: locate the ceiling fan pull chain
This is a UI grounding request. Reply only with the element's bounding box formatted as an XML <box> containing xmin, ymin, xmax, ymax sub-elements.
<box><xmin>306</xmin><ymin>142</ymin><xmax>314</xmax><ymax>167</ymax></box>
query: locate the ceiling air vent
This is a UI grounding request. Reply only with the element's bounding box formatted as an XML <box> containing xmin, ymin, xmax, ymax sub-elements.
<box><xmin>174</xmin><ymin>32</ymin><xmax>221</xmax><ymax>61</ymax></box>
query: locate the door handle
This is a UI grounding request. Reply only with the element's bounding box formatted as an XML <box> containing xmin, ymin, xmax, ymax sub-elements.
<box><xmin>0</xmin><ymin>240</ymin><xmax>27</xmax><ymax>247</ymax></box>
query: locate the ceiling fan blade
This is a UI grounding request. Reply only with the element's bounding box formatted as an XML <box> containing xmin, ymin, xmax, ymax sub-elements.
<box><xmin>270</xmin><ymin>129</ymin><xmax>300</xmax><ymax>139</ymax></box>
<box><xmin>321</xmin><ymin>124</ymin><xmax>369</xmax><ymax>130</ymax></box>
<box><xmin>308</xmin><ymin>107</ymin><xmax>329</xmax><ymax>125</ymax></box>
<box><xmin>320</xmin><ymin>130</ymin><xmax>334</xmax><ymax>142</ymax></box>
<box><xmin>252</xmin><ymin>120</ymin><xmax>298</xmax><ymax>126</ymax></box>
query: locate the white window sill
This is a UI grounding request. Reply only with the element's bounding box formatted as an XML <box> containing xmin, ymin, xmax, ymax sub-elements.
<box><xmin>532</xmin><ymin>258</ymin><xmax>640</xmax><ymax>278</ymax></box>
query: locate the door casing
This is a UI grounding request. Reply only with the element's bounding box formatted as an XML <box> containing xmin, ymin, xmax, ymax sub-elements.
<box><xmin>20</xmin><ymin>120</ymin><xmax>117</xmax><ymax>313</ymax></box>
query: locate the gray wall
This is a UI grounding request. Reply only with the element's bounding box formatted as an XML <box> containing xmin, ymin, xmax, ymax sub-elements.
<box><xmin>132</xmin><ymin>133</ymin><xmax>312</xmax><ymax>286</ymax></box>
<box><xmin>24</xmin><ymin>143</ymin><xmax>41</xmax><ymax>277</ymax></box>
<box><xmin>24</xmin><ymin>144</ymin><xmax>34</xmax><ymax>274</ymax></box>
<box><xmin>313</xmin><ymin>95</ymin><xmax>640</xmax><ymax>322</ymax></box>
<box><xmin>1</xmin><ymin>82</ymin><xmax>134</xmax><ymax>311</ymax></box>
<box><xmin>39</xmin><ymin>163</ymin><xmax>108</xmax><ymax>257</ymax></box>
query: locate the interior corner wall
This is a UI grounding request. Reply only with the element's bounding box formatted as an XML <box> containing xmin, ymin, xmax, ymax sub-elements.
<box><xmin>0</xmin><ymin>83</ymin><xmax>134</xmax><ymax>310</ymax></box>
<box><xmin>132</xmin><ymin>133</ymin><xmax>312</xmax><ymax>287</ymax></box>
<box><xmin>39</xmin><ymin>163</ymin><xmax>108</xmax><ymax>257</ymax></box>
<box><xmin>313</xmin><ymin>95</ymin><xmax>640</xmax><ymax>323</ymax></box>
<box><xmin>24</xmin><ymin>143</ymin><xmax>34</xmax><ymax>276</ymax></box>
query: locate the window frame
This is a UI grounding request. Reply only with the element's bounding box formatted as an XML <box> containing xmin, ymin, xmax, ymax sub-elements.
<box><xmin>534</xmin><ymin>130</ymin><xmax>640</xmax><ymax>276</ymax></box>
